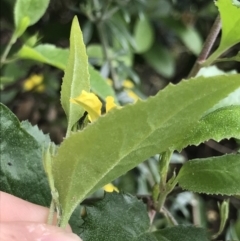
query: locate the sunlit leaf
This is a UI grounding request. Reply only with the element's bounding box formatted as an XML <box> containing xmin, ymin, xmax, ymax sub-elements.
<box><xmin>14</xmin><ymin>0</ymin><xmax>50</xmax><ymax>36</ymax></box>
<box><xmin>17</xmin><ymin>44</ymin><xmax>69</xmax><ymax>69</ymax></box>
<box><xmin>16</xmin><ymin>45</ymin><xmax>117</xmax><ymax>103</ymax></box>
<box><xmin>60</xmin><ymin>16</ymin><xmax>90</xmax><ymax>135</ymax></box>
<box><xmin>52</xmin><ymin>75</ymin><xmax>240</xmax><ymax>226</ymax></box>
<box><xmin>205</xmin><ymin>0</ymin><xmax>240</xmax><ymax>65</ymax></box>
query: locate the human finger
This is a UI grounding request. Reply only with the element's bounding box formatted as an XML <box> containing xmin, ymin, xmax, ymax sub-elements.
<box><xmin>0</xmin><ymin>222</ymin><xmax>82</xmax><ymax>241</ymax></box>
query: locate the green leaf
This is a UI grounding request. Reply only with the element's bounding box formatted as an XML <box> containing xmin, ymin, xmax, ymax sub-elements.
<box><xmin>21</xmin><ymin>120</ymin><xmax>51</xmax><ymax>147</ymax></box>
<box><xmin>153</xmin><ymin>225</ymin><xmax>209</xmax><ymax>241</ymax></box>
<box><xmin>134</xmin><ymin>16</ymin><xmax>154</xmax><ymax>53</ymax></box>
<box><xmin>162</xmin><ymin>18</ymin><xmax>202</xmax><ymax>55</ymax></box>
<box><xmin>143</xmin><ymin>43</ymin><xmax>175</xmax><ymax>78</ymax></box>
<box><xmin>60</xmin><ymin>16</ymin><xmax>90</xmax><ymax>136</ymax></box>
<box><xmin>52</xmin><ymin>75</ymin><xmax>240</xmax><ymax>226</ymax></box>
<box><xmin>205</xmin><ymin>0</ymin><xmax>240</xmax><ymax>65</ymax></box>
<box><xmin>177</xmin><ymin>154</ymin><xmax>240</xmax><ymax>195</ymax></box>
<box><xmin>169</xmin><ymin>23</ymin><xmax>202</xmax><ymax>55</ymax></box>
<box><xmin>14</xmin><ymin>16</ymin><xmax>30</xmax><ymax>38</ymax></box>
<box><xmin>177</xmin><ymin>105</ymin><xmax>240</xmax><ymax>150</ymax></box>
<box><xmin>16</xmin><ymin>44</ymin><xmax>117</xmax><ymax>105</ymax></box>
<box><xmin>88</xmin><ymin>65</ymin><xmax>118</xmax><ymax>103</ymax></box>
<box><xmin>80</xmin><ymin>192</ymin><xmax>156</xmax><ymax>241</ymax></box>
<box><xmin>216</xmin><ymin>51</ymin><xmax>240</xmax><ymax>63</ymax></box>
<box><xmin>14</xmin><ymin>0</ymin><xmax>50</xmax><ymax>35</ymax></box>
<box><xmin>16</xmin><ymin>44</ymin><xmax>69</xmax><ymax>71</ymax></box>
<box><xmin>0</xmin><ymin>103</ymin><xmax>51</xmax><ymax>206</ymax></box>
<box><xmin>176</xmin><ymin>26</ymin><xmax>202</xmax><ymax>55</ymax></box>
<box><xmin>87</xmin><ymin>44</ymin><xmax>104</xmax><ymax>66</ymax></box>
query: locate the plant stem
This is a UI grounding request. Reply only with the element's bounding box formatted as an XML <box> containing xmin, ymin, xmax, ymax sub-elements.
<box><xmin>156</xmin><ymin>150</ymin><xmax>174</xmax><ymax>211</ymax></box>
<box><xmin>96</xmin><ymin>21</ymin><xmax>121</xmax><ymax>90</ymax></box>
<box><xmin>47</xmin><ymin>200</ymin><xmax>55</xmax><ymax>225</ymax></box>
<box><xmin>188</xmin><ymin>15</ymin><xmax>221</xmax><ymax>78</ymax></box>
<box><xmin>0</xmin><ymin>33</ymin><xmax>18</xmax><ymax>66</ymax></box>
<box><xmin>159</xmin><ymin>150</ymin><xmax>172</xmax><ymax>188</ymax></box>
<box><xmin>162</xmin><ymin>206</ymin><xmax>178</xmax><ymax>226</ymax></box>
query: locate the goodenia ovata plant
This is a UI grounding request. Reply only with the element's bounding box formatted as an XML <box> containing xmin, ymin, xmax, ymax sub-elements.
<box><xmin>1</xmin><ymin>0</ymin><xmax>240</xmax><ymax>239</ymax></box>
<box><xmin>46</xmin><ymin>16</ymin><xmax>240</xmax><ymax>227</ymax></box>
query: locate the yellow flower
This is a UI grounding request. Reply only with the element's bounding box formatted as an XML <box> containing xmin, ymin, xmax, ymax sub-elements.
<box><xmin>71</xmin><ymin>90</ymin><xmax>102</xmax><ymax>122</ymax></box>
<box><xmin>71</xmin><ymin>90</ymin><xmax>117</xmax><ymax>122</ymax></box>
<box><xmin>122</xmin><ymin>79</ymin><xmax>134</xmax><ymax>89</ymax></box>
<box><xmin>105</xmin><ymin>96</ymin><xmax>117</xmax><ymax>112</ymax></box>
<box><xmin>71</xmin><ymin>90</ymin><xmax>119</xmax><ymax>193</ymax></box>
<box><xmin>125</xmin><ymin>89</ymin><xmax>139</xmax><ymax>102</ymax></box>
<box><xmin>23</xmin><ymin>74</ymin><xmax>45</xmax><ymax>92</ymax></box>
<box><xmin>103</xmin><ymin>183</ymin><xmax>119</xmax><ymax>193</ymax></box>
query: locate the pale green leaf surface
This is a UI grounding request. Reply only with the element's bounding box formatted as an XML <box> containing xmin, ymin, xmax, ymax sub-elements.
<box><xmin>21</xmin><ymin>120</ymin><xmax>51</xmax><ymax>146</ymax></box>
<box><xmin>14</xmin><ymin>0</ymin><xmax>50</xmax><ymax>29</ymax></box>
<box><xmin>196</xmin><ymin>66</ymin><xmax>240</xmax><ymax>115</ymax></box>
<box><xmin>16</xmin><ymin>44</ymin><xmax>69</xmax><ymax>69</ymax></box>
<box><xmin>232</xmin><ymin>0</ymin><xmax>240</xmax><ymax>7</ymax></box>
<box><xmin>206</xmin><ymin>0</ymin><xmax>240</xmax><ymax>64</ymax></box>
<box><xmin>177</xmin><ymin>154</ymin><xmax>240</xmax><ymax>195</ymax></box>
<box><xmin>17</xmin><ymin>44</ymin><xmax>117</xmax><ymax>104</ymax></box>
<box><xmin>88</xmin><ymin>65</ymin><xmax>118</xmax><ymax>103</ymax></box>
<box><xmin>176</xmin><ymin>26</ymin><xmax>202</xmax><ymax>55</ymax></box>
<box><xmin>52</xmin><ymin>75</ymin><xmax>240</xmax><ymax>226</ymax></box>
<box><xmin>177</xmin><ymin>105</ymin><xmax>240</xmax><ymax>150</ymax></box>
<box><xmin>134</xmin><ymin>17</ymin><xmax>154</xmax><ymax>53</ymax></box>
<box><xmin>61</xmin><ymin>16</ymin><xmax>90</xmax><ymax>134</ymax></box>
<box><xmin>153</xmin><ymin>225</ymin><xmax>209</xmax><ymax>241</ymax></box>
<box><xmin>0</xmin><ymin>103</ymin><xmax>51</xmax><ymax>206</ymax></box>
<box><xmin>80</xmin><ymin>192</ymin><xmax>156</xmax><ymax>241</ymax></box>
<box><xmin>143</xmin><ymin>43</ymin><xmax>175</xmax><ymax>78</ymax></box>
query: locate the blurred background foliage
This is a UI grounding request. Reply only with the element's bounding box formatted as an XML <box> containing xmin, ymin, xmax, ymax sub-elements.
<box><xmin>0</xmin><ymin>0</ymin><xmax>239</xmax><ymax>240</ymax></box>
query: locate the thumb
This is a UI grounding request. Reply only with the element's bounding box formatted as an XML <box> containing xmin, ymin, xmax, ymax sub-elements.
<box><xmin>1</xmin><ymin>222</ymin><xmax>82</xmax><ymax>241</ymax></box>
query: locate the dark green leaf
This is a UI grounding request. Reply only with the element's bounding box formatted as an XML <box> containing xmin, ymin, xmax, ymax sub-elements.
<box><xmin>80</xmin><ymin>192</ymin><xmax>156</xmax><ymax>241</ymax></box>
<box><xmin>0</xmin><ymin>103</ymin><xmax>51</xmax><ymax>206</ymax></box>
<box><xmin>153</xmin><ymin>225</ymin><xmax>209</xmax><ymax>241</ymax></box>
<box><xmin>177</xmin><ymin>154</ymin><xmax>240</xmax><ymax>195</ymax></box>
